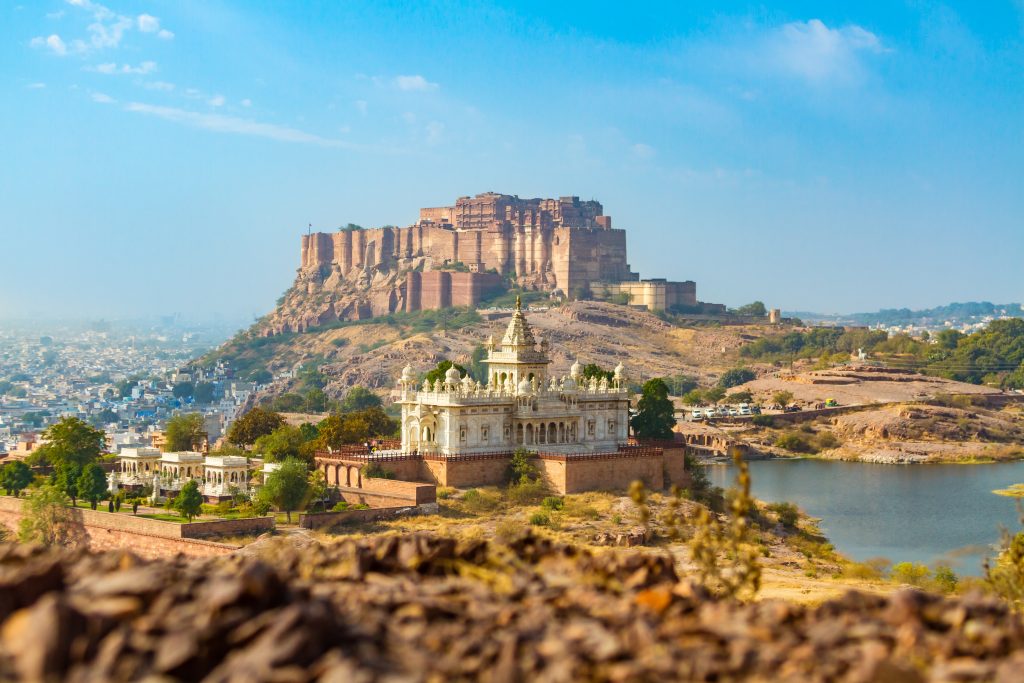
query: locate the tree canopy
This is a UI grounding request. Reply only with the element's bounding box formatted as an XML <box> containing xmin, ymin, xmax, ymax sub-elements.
<box><xmin>340</xmin><ymin>386</ymin><xmax>382</xmax><ymax>412</ymax></box>
<box><xmin>718</xmin><ymin>368</ymin><xmax>757</xmax><ymax>389</ymax></box>
<box><xmin>76</xmin><ymin>463</ymin><xmax>108</xmax><ymax>509</ymax></box>
<box><xmin>33</xmin><ymin>417</ymin><xmax>104</xmax><ymax>470</ymax></box>
<box><xmin>227</xmin><ymin>408</ymin><xmax>284</xmax><ymax>446</ymax></box>
<box><xmin>173</xmin><ymin>480</ymin><xmax>203</xmax><ymax>522</ymax></box>
<box><xmin>259</xmin><ymin>457</ymin><xmax>309</xmax><ymax>522</ymax></box>
<box><xmin>734</xmin><ymin>301</ymin><xmax>767</xmax><ymax>317</ymax></box>
<box><xmin>424</xmin><ymin>361</ymin><xmax>467</xmax><ymax>385</ymax></box>
<box><xmin>631</xmin><ymin>378</ymin><xmax>676</xmax><ymax>440</ymax></box>
<box><xmin>316</xmin><ymin>407</ymin><xmax>397</xmax><ymax>449</ymax></box>
<box><xmin>1</xmin><ymin>461</ymin><xmax>33</xmax><ymax>496</ymax></box>
<box><xmin>18</xmin><ymin>483</ymin><xmax>74</xmax><ymax>546</ymax></box>
<box><xmin>164</xmin><ymin>413</ymin><xmax>206</xmax><ymax>452</ymax></box>
<box><xmin>254</xmin><ymin>424</ymin><xmax>315</xmax><ymax>464</ymax></box>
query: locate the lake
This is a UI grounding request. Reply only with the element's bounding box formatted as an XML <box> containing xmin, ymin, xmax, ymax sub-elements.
<box><xmin>708</xmin><ymin>459</ymin><xmax>1024</xmax><ymax>575</ymax></box>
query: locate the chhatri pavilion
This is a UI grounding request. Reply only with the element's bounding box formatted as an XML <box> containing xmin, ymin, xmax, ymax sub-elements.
<box><xmin>395</xmin><ymin>297</ymin><xmax>631</xmax><ymax>455</ymax></box>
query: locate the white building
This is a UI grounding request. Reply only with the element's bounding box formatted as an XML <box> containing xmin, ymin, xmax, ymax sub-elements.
<box><xmin>202</xmin><ymin>455</ymin><xmax>250</xmax><ymax>498</ymax></box>
<box><xmin>396</xmin><ymin>297</ymin><xmax>630</xmax><ymax>456</ymax></box>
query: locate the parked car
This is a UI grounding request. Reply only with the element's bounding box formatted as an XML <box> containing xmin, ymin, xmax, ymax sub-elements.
<box><xmin>751</xmin><ymin>406</ymin><xmax>762</xmax><ymax>415</ymax></box>
<box><xmin>704</xmin><ymin>408</ymin><xmax>718</xmax><ymax>419</ymax></box>
<box><xmin>739</xmin><ymin>405</ymin><xmax>752</xmax><ymax>416</ymax></box>
<box><xmin>690</xmin><ymin>409</ymin><xmax>704</xmax><ymax>420</ymax></box>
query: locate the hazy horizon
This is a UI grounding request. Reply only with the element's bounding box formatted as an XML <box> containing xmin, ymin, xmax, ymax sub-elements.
<box><xmin>3</xmin><ymin>1</ymin><xmax>1022</xmax><ymax>319</ymax></box>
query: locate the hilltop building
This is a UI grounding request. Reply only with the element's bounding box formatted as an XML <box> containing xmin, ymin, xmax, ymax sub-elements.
<box><xmin>272</xmin><ymin>192</ymin><xmax>719</xmax><ymax>333</ymax></box>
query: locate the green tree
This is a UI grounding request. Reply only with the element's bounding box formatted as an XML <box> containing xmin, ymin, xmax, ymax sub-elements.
<box><xmin>772</xmin><ymin>390</ymin><xmax>794</xmax><ymax>407</ymax></box>
<box><xmin>703</xmin><ymin>386</ymin><xmax>726</xmax><ymax>404</ymax></box>
<box><xmin>718</xmin><ymin>368</ymin><xmax>756</xmax><ymax>389</ymax></box>
<box><xmin>424</xmin><ymin>360</ymin><xmax>467</xmax><ymax>385</ymax></box>
<box><xmin>1</xmin><ymin>461</ymin><xmax>33</xmax><ymax>496</ymax></box>
<box><xmin>734</xmin><ymin>301</ymin><xmax>767</xmax><ymax>317</ymax></box>
<box><xmin>76</xmin><ymin>463</ymin><xmax>108</xmax><ymax>509</ymax></box>
<box><xmin>258</xmin><ymin>457</ymin><xmax>309</xmax><ymax>522</ymax></box>
<box><xmin>307</xmin><ymin>469</ymin><xmax>328</xmax><ymax>512</ymax></box>
<box><xmin>509</xmin><ymin>447</ymin><xmax>539</xmax><ymax>484</ymax></box>
<box><xmin>227</xmin><ymin>407</ymin><xmax>284</xmax><ymax>446</ymax></box>
<box><xmin>581</xmin><ymin>364</ymin><xmax>614</xmax><ymax>382</ymax></box>
<box><xmin>164</xmin><ymin>413</ymin><xmax>206</xmax><ymax>451</ymax></box>
<box><xmin>469</xmin><ymin>344</ymin><xmax>488</xmax><ymax>383</ymax></box>
<box><xmin>631</xmin><ymin>378</ymin><xmax>676</xmax><ymax>440</ymax></box>
<box><xmin>173</xmin><ymin>479</ymin><xmax>203</xmax><ymax>522</ymax></box>
<box><xmin>33</xmin><ymin>417</ymin><xmax>105</xmax><ymax>470</ymax></box>
<box><xmin>303</xmin><ymin>387</ymin><xmax>329</xmax><ymax>412</ymax></box>
<box><xmin>317</xmin><ymin>408</ymin><xmax>397</xmax><ymax>449</ymax></box>
<box><xmin>172</xmin><ymin>381</ymin><xmax>195</xmax><ymax>400</ymax></box>
<box><xmin>193</xmin><ymin>382</ymin><xmax>216</xmax><ymax>404</ymax></box>
<box><xmin>340</xmin><ymin>386</ymin><xmax>382</xmax><ymax>412</ymax></box>
<box><xmin>253</xmin><ymin>425</ymin><xmax>308</xmax><ymax>463</ymax></box>
<box><xmin>18</xmin><ymin>483</ymin><xmax>75</xmax><ymax>546</ymax></box>
<box><xmin>91</xmin><ymin>408</ymin><xmax>119</xmax><ymax>427</ymax></box>
<box><xmin>55</xmin><ymin>461</ymin><xmax>82</xmax><ymax>507</ymax></box>
<box><xmin>248</xmin><ymin>369</ymin><xmax>273</xmax><ymax>385</ymax></box>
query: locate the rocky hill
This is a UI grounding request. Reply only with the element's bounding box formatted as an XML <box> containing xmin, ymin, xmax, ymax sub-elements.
<box><xmin>202</xmin><ymin>300</ymin><xmax>769</xmax><ymax>400</ymax></box>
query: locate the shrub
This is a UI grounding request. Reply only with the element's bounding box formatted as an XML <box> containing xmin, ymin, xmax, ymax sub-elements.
<box><xmin>461</xmin><ymin>488</ymin><xmax>501</xmax><ymax>513</ymax></box>
<box><xmin>752</xmin><ymin>415</ymin><xmax>775</xmax><ymax>428</ymax></box>
<box><xmin>767</xmin><ymin>501</ymin><xmax>800</xmax><ymax>528</ymax></box>
<box><xmin>331</xmin><ymin>501</ymin><xmax>350</xmax><ymax>512</ymax></box>
<box><xmin>506</xmin><ymin>478</ymin><xmax>547</xmax><ymax>506</ymax></box>
<box><xmin>541</xmin><ymin>496</ymin><xmax>564</xmax><ymax>511</ymax></box>
<box><xmin>436</xmin><ymin>487</ymin><xmax>454</xmax><ymax>500</ymax></box>
<box><xmin>932</xmin><ymin>565</ymin><xmax>959</xmax><ymax>594</ymax></box>
<box><xmin>528</xmin><ymin>511</ymin><xmax>550</xmax><ymax>526</ymax></box>
<box><xmin>775</xmin><ymin>433</ymin><xmax>813</xmax><ymax>453</ymax></box>
<box><xmin>815</xmin><ymin>431</ymin><xmax>840</xmax><ymax>450</ymax></box>
<box><xmin>508</xmin><ymin>448</ymin><xmax>539</xmax><ymax>484</ymax></box>
<box><xmin>360</xmin><ymin>463</ymin><xmax>396</xmax><ymax>479</ymax></box>
<box><xmin>891</xmin><ymin>562</ymin><xmax>931</xmax><ymax>587</ymax></box>
<box><xmin>495</xmin><ymin>519</ymin><xmax>521</xmax><ymax>542</ymax></box>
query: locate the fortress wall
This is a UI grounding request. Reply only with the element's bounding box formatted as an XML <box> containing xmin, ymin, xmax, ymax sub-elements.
<box><xmin>562</xmin><ymin>228</ymin><xmax>633</xmax><ymax>294</ymax></box>
<box><xmin>419</xmin><ymin>271</ymin><xmax>451</xmax><ymax>310</ymax></box>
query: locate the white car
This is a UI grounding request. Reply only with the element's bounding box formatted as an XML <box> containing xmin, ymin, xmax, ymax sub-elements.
<box><xmin>739</xmin><ymin>405</ymin><xmax>752</xmax><ymax>416</ymax></box>
<box><xmin>690</xmin><ymin>409</ymin><xmax>704</xmax><ymax>420</ymax></box>
<box><xmin>704</xmin><ymin>408</ymin><xmax>718</xmax><ymax>419</ymax></box>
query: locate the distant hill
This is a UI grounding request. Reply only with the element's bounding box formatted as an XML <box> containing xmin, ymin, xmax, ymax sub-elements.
<box><xmin>786</xmin><ymin>302</ymin><xmax>1024</xmax><ymax>328</ymax></box>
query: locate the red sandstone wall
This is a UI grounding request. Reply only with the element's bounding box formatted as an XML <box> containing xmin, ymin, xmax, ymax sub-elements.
<box><xmin>0</xmin><ymin>496</ymin><xmax>243</xmax><ymax>559</ymax></box>
<box><xmin>542</xmin><ymin>454</ymin><xmax>665</xmax><ymax>494</ymax></box>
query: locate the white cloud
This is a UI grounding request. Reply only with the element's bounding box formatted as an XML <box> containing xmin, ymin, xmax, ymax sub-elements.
<box><xmin>157</xmin><ymin>29</ymin><xmax>173</xmax><ymax>40</ymax></box>
<box><xmin>425</xmin><ymin>121</ymin><xmax>444</xmax><ymax>145</ymax></box>
<box><xmin>631</xmin><ymin>143</ymin><xmax>655</xmax><ymax>159</ymax></box>
<box><xmin>240</xmin><ymin>98</ymin><xmax>252</xmax><ymax>107</ymax></box>
<box><xmin>124</xmin><ymin>102</ymin><xmax>350</xmax><ymax>147</ymax></box>
<box><xmin>91</xmin><ymin>92</ymin><xmax>114</xmax><ymax>103</ymax></box>
<box><xmin>93</xmin><ymin>61</ymin><xmax>156</xmax><ymax>75</ymax></box>
<box><xmin>136</xmin><ymin>14</ymin><xmax>159</xmax><ymax>32</ymax></box>
<box><xmin>144</xmin><ymin>81</ymin><xmax>174</xmax><ymax>91</ymax></box>
<box><xmin>763</xmin><ymin>19</ymin><xmax>887</xmax><ymax>84</ymax></box>
<box><xmin>208</xmin><ymin>94</ymin><xmax>226</xmax><ymax>107</ymax></box>
<box><xmin>26</xmin><ymin>82</ymin><xmax>46</xmax><ymax>89</ymax></box>
<box><xmin>31</xmin><ymin>34</ymin><xmax>68</xmax><ymax>56</ymax></box>
<box><xmin>393</xmin><ymin>74</ymin><xmax>438</xmax><ymax>91</ymax></box>
<box><xmin>184</xmin><ymin>88</ymin><xmax>202</xmax><ymax>99</ymax></box>
<box><xmin>354</xmin><ymin>99</ymin><xmax>368</xmax><ymax>115</ymax></box>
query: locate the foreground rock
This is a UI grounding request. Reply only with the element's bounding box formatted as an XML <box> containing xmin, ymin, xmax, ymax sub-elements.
<box><xmin>0</xmin><ymin>534</ymin><xmax>1022</xmax><ymax>682</ymax></box>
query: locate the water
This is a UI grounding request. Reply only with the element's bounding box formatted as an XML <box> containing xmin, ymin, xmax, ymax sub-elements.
<box><xmin>708</xmin><ymin>459</ymin><xmax>1024</xmax><ymax>575</ymax></box>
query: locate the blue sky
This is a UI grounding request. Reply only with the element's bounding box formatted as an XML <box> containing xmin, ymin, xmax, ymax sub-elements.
<box><xmin>1</xmin><ymin>0</ymin><xmax>1022</xmax><ymax>321</ymax></box>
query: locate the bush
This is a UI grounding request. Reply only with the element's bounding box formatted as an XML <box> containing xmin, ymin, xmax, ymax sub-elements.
<box><xmin>775</xmin><ymin>433</ymin><xmax>814</xmax><ymax>453</ymax></box>
<box><xmin>718</xmin><ymin>368</ymin><xmax>756</xmax><ymax>389</ymax></box>
<box><xmin>891</xmin><ymin>562</ymin><xmax>931</xmax><ymax>587</ymax></box>
<box><xmin>436</xmin><ymin>487</ymin><xmax>454</xmax><ymax>500</ymax></box>
<box><xmin>528</xmin><ymin>511</ymin><xmax>550</xmax><ymax>526</ymax></box>
<box><xmin>767</xmin><ymin>501</ymin><xmax>800</xmax><ymax>528</ymax></box>
<box><xmin>360</xmin><ymin>463</ymin><xmax>396</xmax><ymax>479</ymax></box>
<box><xmin>461</xmin><ymin>488</ymin><xmax>502</xmax><ymax>513</ymax></box>
<box><xmin>752</xmin><ymin>415</ymin><xmax>775</xmax><ymax>428</ymax></box>
<box><xmin>506</xmin><ymin>478</ymin><xmax>547</xmax><ymax>506</ymax></box>
<box><xmin>541</xmin><ymin>496</ymin><xmax>564</xmax><ymax>511</ymax></box>
<box><xmin>508</xmin><ymin>448</ymin><xmax>538</xmax><ymax>484</ymax></box>
<box><xmin>495</xmin><ymin>519</ymin><xmax>521</xmax><ymax>542</ymax></box>
<box><xmin>932</xmin><ymin>565</ymin><xmax>959</xmax><ymax>594</ymax></box>
<box><xmin>815</xmin><ymin>432</ymin><xmax>840</xmax><ymax>450</ymax></box>
<box><xmin>331</xmin><ymin>501</ymin><xmax>350</xmax><ymax>512</ymax></box>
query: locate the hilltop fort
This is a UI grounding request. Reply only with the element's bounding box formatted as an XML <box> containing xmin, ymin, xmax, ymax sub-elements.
<box><xmin>267</xmin><ymin>192</ymin><xmax>718</xmax><ymax>335</ymax></box>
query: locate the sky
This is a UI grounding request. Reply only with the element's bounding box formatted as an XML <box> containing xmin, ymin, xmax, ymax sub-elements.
<box><xmin>1</xmin><ymin>0</ymin><xmax>1022</xmax><ymax>322</ymax></box>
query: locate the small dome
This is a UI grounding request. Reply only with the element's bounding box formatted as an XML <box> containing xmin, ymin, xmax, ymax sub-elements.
<box><xmin>444</xmin><ymin>365</ymin><xmax>461</xmax><ymax>383</ymax></box>
<box><xmin>517</xmin><ymin>377</ymin><xmax>533</xmax><ymax>394</ymax></box>
<box><xmin>613</xmin><ymin>362</ymin><xmax>626</xmax><ymax>380</ymax></box>
<box><xmin>562</xmin><ymin>376</ymin><xmax>577</xmax><ymax>391</ymax></box>
<box><xmin>401</xmin><ymin>364</ymin><xmax>414</xmax><ymax>381</ymax></box>
<box><xmin>570</xmin><ymin>359</ymin><xmax>582</xmax><ymax>379</ymax></box>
